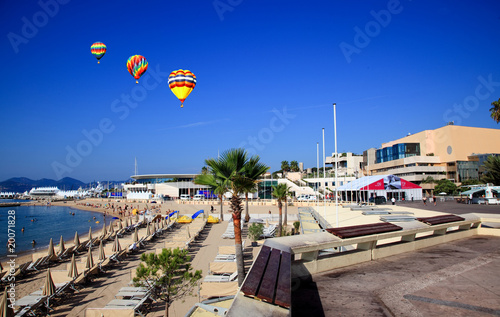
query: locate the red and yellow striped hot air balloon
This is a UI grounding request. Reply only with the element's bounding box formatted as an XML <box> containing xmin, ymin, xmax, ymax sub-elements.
<box><xmin>90</xmin><ymin>42</ymin><xmax>106</xmax><ymax>64</ymax></box>
<box><xmin>168</xmin><ymin>70</ymin><xmax>197</xmax><ymax>108</ymax></box>
<box><xmin>127</xmin><ymin>55</ymin><xmax>148</xmax><ymax>84</ymax></box>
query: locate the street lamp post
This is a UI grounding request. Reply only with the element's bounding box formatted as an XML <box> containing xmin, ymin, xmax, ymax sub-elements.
<box><xmin>333</xmin><ymin>103</ymin><xmax>339</xmax><ymax>227</ymax></box>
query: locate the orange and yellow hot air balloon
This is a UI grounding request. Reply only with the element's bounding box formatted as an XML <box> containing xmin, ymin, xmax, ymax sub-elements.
<box><xmin>168</xmin><ymin>70</ymin><xmax>196</xmax><ymax>108</ymax></box>
<box><xmin>127</xmin><ymin>55</ymin><xmax>148</xmax><ymax>84</ymax></box>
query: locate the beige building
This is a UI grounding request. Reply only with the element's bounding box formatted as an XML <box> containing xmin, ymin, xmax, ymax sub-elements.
<box><xmin>326</xmin><ymin>152</ymin><xmax>364</xmax><ymax>177</ymax></box>
<box><xmin>367</xmin><ymin>125</ymin><xmax>500</xmax><ymax>186</ymax></box>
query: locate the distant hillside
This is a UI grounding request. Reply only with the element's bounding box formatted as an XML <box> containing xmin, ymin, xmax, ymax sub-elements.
<box><xmin>0</xmin><ymin>177</ymin><xmax>87</xmax><ymax>193</ymax></box>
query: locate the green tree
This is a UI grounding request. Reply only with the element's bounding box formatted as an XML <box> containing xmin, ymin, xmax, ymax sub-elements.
<box><xmin>200</xmin><ymin>148</ymin><xmax>269</xmax><ymax>285</ymax></box>
<box><xmin>281</xmin><ymin>161</ymin><xmax>290</xmax><ymax>174</ymax></box>
<box><xmin>134</xmin><ymin>248</ymin><xmax>202</xmax><ymax>317</ymax></box>
<box><xmin>195</xmin><ymin>174</ymin><xmax>229</xmax><ymax>221</ymax></box>
<box><xmin>243</xmin><ymin>158</ymin><xmax>269</xmax><ymax>222</ymax></box>
<box><xmin>201</xmin><ymin>166</ymin><xmax>208</xmax><ymax>175</ymax></box>
<box><xmin>433</xmin><ymin>179</ymin><xmax>457</xmax><ymax>195</ymax></box>
<box><xmin>459</xmin><ymin>179</ymin><xmax>482</xmax><ymax>192</ymax></box>
<box><xmin>490</xmin><ymin>98</ymin><xmax>500</xmax><ymax>123</ymax></box>
<box><xmin>290</xmin><ymin>160</ymin><xmax>299</xmax><ymax>172</ymax></box>
<box><xmin>272</xmin><ymin>183</ymin><xmax>291</xmax><ymax>237</ymax></box>
<box><xmin>481</xmin><ymin>155</ymin><xmax>500</xmax><ymax>185</ymax></box>
<box><xmin>421</xmin><ymin>176</ymin><xmax>435</xmax><ymax>184</ymax></box>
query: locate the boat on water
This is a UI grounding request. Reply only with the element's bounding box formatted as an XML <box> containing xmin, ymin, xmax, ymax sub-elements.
<box><xmin>28</xmin><ymin>182</ymin><xmax>104</xmax><ymax>199</ymax></box>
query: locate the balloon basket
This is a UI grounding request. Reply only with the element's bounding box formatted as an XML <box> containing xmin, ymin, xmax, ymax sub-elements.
<box><xmin>136</xmin><ymin>80</ymin><xmax>139</xmax><ymax>84</ymax></box>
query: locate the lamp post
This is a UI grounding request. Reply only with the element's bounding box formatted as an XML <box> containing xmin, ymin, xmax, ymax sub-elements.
<box><xmin>322</xmin><ymin>128</ymin><xmax>326</xmax><ymax>219</ymax></box>
<box><xmin>333</xmin><ymin>103</ymin><xmax>339</xmax><ymax>227</ymax></box>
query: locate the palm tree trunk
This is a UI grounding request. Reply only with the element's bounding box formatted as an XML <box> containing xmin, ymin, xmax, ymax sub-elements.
<box><xmin>165</xmin><ymin>300</ymin><xmax>169</xmax><ymax>317</ymax></box>
<box><xmin>284</xmin><ymin>197</ymin><xmax>288</xmax><ymax>227</ymax></box>
<box><xmin>219</xmin><ymin>195</ymin><xmax>224</xmax><ymax>221</ymax></box>
<box><xmin>231</xmin><ymin>195</ymin><xmax>245</xmax><ymax>286</ymax></box>
<box><xmin>244</xmin><ymin>192</ymin><xmax>250</xmax><ymax>222</ymax></box>
<box><xmin>277</xmin><ymin>200</ymin><xmax>283</xmax><ymax>237</ymax></box>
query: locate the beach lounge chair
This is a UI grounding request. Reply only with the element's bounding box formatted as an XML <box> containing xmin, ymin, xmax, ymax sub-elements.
<box><xmin>14</xmin><ymin>294</ymin><xmax>47</xmax><ymax>316</ymax></box>
<box><xmin>9</xmin><ymin>261</ymin><xmax>31</xmax><ymax>279</ymax></box>
<box><xmin>200</xmin><ymin>282</ymin><xmax>239</xmax><ymax>299</ymax></box>
<box><xmin>104</xmin><ymin>295</ymin><xmax>153</xmax><ymax>317</ymax></box>
<box><xmin>214</xmin><ymin>254</ymin><xmax>236</xmax><ymax>262</ymax></box>
<box><xmin>57</xmin><ymin>245</ymin><xmax>76</xmax><ymax>261</ymax></box>
<box><xmin>203</xmin><ymin>271</ymin><xmax>238</xmax><ymax>283</ymax></box>
<box><xmin>84</xmin><ymin>308</ymin><xmax>136</xmax><ymax>317</ymax></box>
<box><xmin>209</xmin><ymin>262</ymin><xmax>237</xmax><ymax>275</ymax></box>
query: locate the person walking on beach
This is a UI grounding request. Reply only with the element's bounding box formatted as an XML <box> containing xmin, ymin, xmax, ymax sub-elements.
<box><xmin>423</xmin><ymin>196</ymin><xmax>427</xmax><ymax>205</ymax></box>
<box><xmin>433</xmin><ymin>195</ymin><xmax>437</xmax><ymax>206</ymax></box>
<box><xmin>391</xmin><ymin>197</ymin><xmax>396</xmax><ymax>205</ymax></box>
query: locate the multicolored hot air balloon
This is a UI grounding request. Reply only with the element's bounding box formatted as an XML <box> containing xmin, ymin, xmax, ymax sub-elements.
<box><xmin>127</xmin><ymin>55</ymin><xmax>148</xmax><ymax>84</ymax></box>
<box><xmin>168</xmin><ymin>70</ymin><xmax>197</xmax><ymax>108</ymax></box>
<box><xmin>90</xmin><ymin>42</ymin><xmax>106</xmax><ymax>64</ymax></box>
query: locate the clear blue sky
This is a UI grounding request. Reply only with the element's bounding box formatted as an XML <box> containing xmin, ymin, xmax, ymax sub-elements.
<box><xmin>1</xmin><ymin>0</ymin><xmax>500</xmax><ymax>182</ymax></box>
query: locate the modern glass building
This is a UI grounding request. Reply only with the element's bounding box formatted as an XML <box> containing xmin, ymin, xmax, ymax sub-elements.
<box><xmin>376</xmin><ymin>143</ymin><xmax>420</xmax><ymax>163</ymax></box>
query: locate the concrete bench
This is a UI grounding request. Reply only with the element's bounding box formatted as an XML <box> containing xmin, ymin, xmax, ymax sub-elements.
<box><xmin>325</xmin><ymin>222</ymin><xmax>402</xmax><ymax>239</ymax></box>
<box><xmin>417</xmin><ymin>214</ymin><xmax>465</xmax><ymax>226</ymax></box>
<box><xmin>240</xmin><ymin>245</ymin><xmax>291</xmax><ymax>309</ymax></box>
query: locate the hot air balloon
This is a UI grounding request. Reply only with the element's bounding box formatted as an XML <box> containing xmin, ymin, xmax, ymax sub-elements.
<box><xmin>90</xmin><ymin>42</ymin><xmax>106</xmax><ymax>64</ymax></box>
<box><xmin>127</xmin><ymin>55</ymin><xmax>148</xmax><ymax>84</ymax></box>
<box><xmin>168</xmin><ymin>70</ymin><xmax>197</xmax><ymax>108</ymax></box>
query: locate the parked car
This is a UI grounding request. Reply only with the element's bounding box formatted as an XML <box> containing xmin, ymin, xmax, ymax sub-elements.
<box><xmin>193</xmin><ymin>194</ymin><xmax>204</xmax><ymax>200</ymax></box>
<box><xmin>297</xmin><ymin>195</ymin><xmax>309</xmax><ymax>201</ymax></box>
<box><xmin>308</xmin><ymin>195</ymin><xmax>317</xmax><ymax>201</ymax></box>
<box><xmin>369</xmin><ymin>196</ymin><xmax>387</xmax><ymax>204</ymax></box>
<box><xmin>180</xmin><ymin>194</ymin><xmax>191</xmax><ymax>200</ymax></box>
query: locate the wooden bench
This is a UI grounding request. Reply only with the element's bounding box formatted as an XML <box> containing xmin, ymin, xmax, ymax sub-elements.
<box><xmin>416</xmin><ymin>214</ymin><xmax>465</xmax><ymax>226</ymax></box>
<box><xmin>240</xmin><ymin>245</ymin><xmax>291</xmax><ymax>309</ymax></box>
<box><xmin>325</xmin><ymin>222</ymin><xmax>402</xmax><ymax>239</ymax></box>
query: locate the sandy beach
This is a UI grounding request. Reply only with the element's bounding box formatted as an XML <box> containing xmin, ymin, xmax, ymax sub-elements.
<box><xmin>1</xmin><ymin>198</ymin><xmax>301</xmax><ymax>317</ymax></box>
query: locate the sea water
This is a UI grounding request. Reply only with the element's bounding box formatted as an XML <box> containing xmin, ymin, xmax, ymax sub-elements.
<box><xmin>0</xmin><ymin>203</ymin><xmax>113</xmax><ymax>258</ymax></box>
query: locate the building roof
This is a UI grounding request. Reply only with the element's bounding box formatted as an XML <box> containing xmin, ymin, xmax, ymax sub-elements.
<box><xmin>337</xmin><ymin>175</ymin><xmax>421</xmax><ymax>190</ymax></box>
<box><xmin>130</xmin><ymin>174</ymin><xmax>199</xmax><ymax>180</ymax></box>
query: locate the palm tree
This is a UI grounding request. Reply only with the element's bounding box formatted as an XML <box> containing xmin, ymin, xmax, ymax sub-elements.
<box><xmin>290</xmin><ymin>160</ymin><xmax>299</xmax><ymax>172</ymax></box>
<box><xmin>199</xmin><ymin>148</ymin><xmax>269</xmax><ymax>285</ymax></box>
<box><xmin>243</xmin><ymin>157</ymin><xmax>270</xmax><ymax>222</ymax></box>
<box><xmin>490</xmin><ymin>98</ymin><xmax>500</xmax><ymax>123</ymax></box>
<box><xmin>272</xmin><ymin>183</ymin><xmax>290</xmax><ymax>237</ymax></box>
<box><xmin>281</xmin><ymin>161</ymin><xmax>290</xmax><ymax>175</ymax></box>
<box><xmin>482</xmin><ymin>155</ymin><xmax>500</xmax><ymax>185</ymax></box>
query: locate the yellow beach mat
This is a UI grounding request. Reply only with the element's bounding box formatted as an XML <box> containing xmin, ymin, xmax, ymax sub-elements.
<box><xmin>200</xmin><ymin>282</ymin><xmax>238</xmax><ymax>299</ymax></box>
<box><xmin>209</xmin><ymin>261</ymin><xmax>236</xmax><ymax>274</ymax></box>
<box><xmin>177</xmin><ymin>215</ymin><xmax>193</xmax><ymax>223</ymax></box>
<box><xmin>85</xmin><ymin>308</ymin><xmax>135</xmax><ymax>317</ymax></box>
<box><xmin>207</xmin><ymin>215</ymin><xmax>219</xmax><ymax>223</ymax></box>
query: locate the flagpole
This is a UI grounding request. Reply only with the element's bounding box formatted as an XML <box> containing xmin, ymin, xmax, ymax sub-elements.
<box><xmin>334</xmin><ymin>103</ymin><xmax>339</xmax><ymax>227</ymax></box>
<box><xmin>322</xmin><ymin>128</ymin><xmax>326</xmax><ymax>219</ymax></box>
<box><xmin>316</xmin><ymin>142</ymin><xmax>319</xmax><ymax>210</ymax></box>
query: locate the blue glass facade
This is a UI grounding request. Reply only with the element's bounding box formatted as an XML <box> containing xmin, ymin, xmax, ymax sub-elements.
<box><xmin>376</xmin><ymin>143</ymin><xmax>420</xmax><ymax>163</ymax></box>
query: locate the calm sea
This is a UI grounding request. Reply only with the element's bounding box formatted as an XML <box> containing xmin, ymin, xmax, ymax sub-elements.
<box><xmin>0</xmin><ymin>200</ymin><xmax>113</xmax><ymax>258</ymax></box>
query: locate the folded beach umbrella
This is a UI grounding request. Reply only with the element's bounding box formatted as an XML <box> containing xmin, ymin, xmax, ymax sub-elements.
<box><xmin>135</xmin><ymin>213</ymin><xmax>139</xmax><ymax>223</ymax></box>
<box><xmin>187</xmin><ymin>226</ymin><xmax>191</xmax><ymax>239</ymax></box>
<box><xmin>42</xmin><ymin>268</ymin><xmax>55</xmax><ymax>296</ymax></box>
<box><xmin>108</xmin><ymin>222</ymin><xmax>114</xmax><ymax>234</ymax></box>
<box><xmin>85</xmin><ymin>247</ymin><xmax>94</xmax><ymax>269</ymax></box>
<box><xmin>47</xmin><ymin>238</ymin><xmax>55</xmax><ymax>258</ymax></box>
<box><xmin>0</xmin><ymin>286</ymin><xmax>14</xmax><ymax>317</ymax></box>
<box><xmin>68</xmin><ymin>254</ymin><xmax>78</xmax><ymax>278</ymax></box>
<box><xmin>88</xmin><ymin>227</ymin><xmax>93</xmax><ymax>242</ymax></box>
<box><xmin>118</xmin><ymin>220</ymin><xmax>123</xmax><ymax>230</ymax></box>
<box><xmin>146</xmin><ymin>222</ymin><xmax>151</xmax><ymax>236</ymax></box>
<box><xmin>133</xmin><ymin>228</ymin><xmax>139</xmax><ymax>243</ymax></box>
<box><xmin>101</xmin><ymin>223</ymin><xmax>107</xmax><ymax>238</ymax></box>
<box><xmin>112</xmin><ymin>235</ymin><xmax>121</xmax><ymax>253</ymax></box>
<box><xmin>74</xmin><ymin>232</ymin><xmax>80</xmax><ymax>248</ymax></box>
<box><xmin>98</xmin><ymin>240</ymin><xmax>106</xmax><ymax>261</ymax></box>
<box><xmin>0</xmin><ymin>261</ymin><xmax>3</xmax><ymax>272</ymax></box>
<box><xmin>58</xmin><ymin>235</ymin><xmax>65</xmax><ymax>255</ymax></box>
